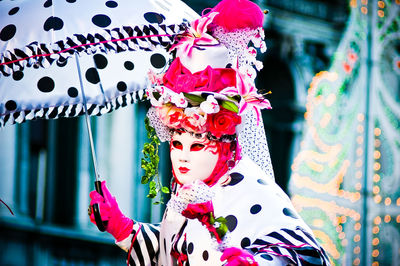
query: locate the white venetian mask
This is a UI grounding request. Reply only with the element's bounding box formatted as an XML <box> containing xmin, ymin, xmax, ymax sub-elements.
<box><xmin>170</xmin><ymin>132</ymin><xmax>219</xmax><ymax>185</ymax></box>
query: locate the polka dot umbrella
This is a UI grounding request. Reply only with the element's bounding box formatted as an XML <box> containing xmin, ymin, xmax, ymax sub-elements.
<box><xmin>0</xmin><ymin>0</ymin><xmax>198</xmax><ymax>231</ymax></box>
<box><xmin>0</xmin><ymin>0</ymin><xmax>198</xmax><ymax>126</ymax></box>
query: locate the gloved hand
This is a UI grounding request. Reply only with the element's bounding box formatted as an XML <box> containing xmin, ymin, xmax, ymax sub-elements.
<box><xmin>220</xmin><ymin>247</ymin><xmax>259</xmax><ymax>266</ymax></box>
<box><xmin>89</xmin><ymin>181</ymin><xmax>133</xmax><ymax>242</ymax></box>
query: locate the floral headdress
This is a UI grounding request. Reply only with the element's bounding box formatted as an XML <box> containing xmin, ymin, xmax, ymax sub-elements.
<box><xmin>142</xmin><ymin>0</ymin><xmax>272</xmax><ymax>201</ymax></box>
<box><xmin>146</xmin><ymin>0</ymin><xmax>271</xmax><ymax>142</ymax></box>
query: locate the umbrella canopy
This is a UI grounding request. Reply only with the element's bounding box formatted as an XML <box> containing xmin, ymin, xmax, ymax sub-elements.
<box><xmin>0</xmin><ymin>0</ymin><xmax>199</xmax><ymax>127</ymax></box>
<box><xmin>0</xmin><ymin>0</ymin><xmax>199</xmax><ymax>231</ymax></box>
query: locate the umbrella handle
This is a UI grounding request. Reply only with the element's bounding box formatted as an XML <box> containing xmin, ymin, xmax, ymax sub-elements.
<box><xmin>93</xmin><ymin>180</ymin><xmax>108</xmax><ymax>232</ymax></box>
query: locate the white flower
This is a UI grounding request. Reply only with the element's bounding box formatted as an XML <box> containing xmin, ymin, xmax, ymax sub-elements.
<box><xmin>240</xmin><ymin>65</ymin><xmax>257</xmax><ymax>81</ymax></box>
<box><xmin>200</xmin><ymin>95</ymin><xmax>220</xmax><ymax>114</ymax></box>
<box><xmin>247</xmin><ymin>47</ymin><xmax>257</xmax><ymax>57</ymax></box>
<box><xmin>170</xmin><ymin>92</ymin><xmax>188</xmax><ymax>108</ymax></box>
<box><xmin>260</xmin><ymin>41</ymin><xmax>267</xmax><ymax>53</ymax></box>
<box><xmin>184</xmin><ymin>107</ymin><xmax>199</xmax><ymax>116</ymax></box>
<box><xmin>254</xmin><ymin>60</ymin><xmax>264</xmax><ymax>71</ymax></box>
<box><xmin>147</xmin><ymin>86</ymin><xmax>173</xmax><ymax>107</ymax></box>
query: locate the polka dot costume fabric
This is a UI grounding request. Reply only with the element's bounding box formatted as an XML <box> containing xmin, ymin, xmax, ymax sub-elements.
<box><xmin>116</xmin><ymin>156</ymin><xmax>331</xmax><ymax>265</ymax></box>
<box><xmin>0</xmin><ymin>0</ymin><xmax>199</xmax><ymax>127</ymax></box>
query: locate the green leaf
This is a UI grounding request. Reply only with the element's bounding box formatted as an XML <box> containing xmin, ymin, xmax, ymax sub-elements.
<box><xmin>141</xmin><ymin>175</ymin><xmax>149</xmax><ymax>184</ymax></box>
<box><xmin>147</xmin><ymin>193</ymin><xmax>156</xmax><ymax>198</ymax></box>
<box><xmin>209</xmin><ymin>213</ymin><xmax>215</xmax><ymax>224</ymax></box>
<box><xmin>215</xmin><ymin>216</ymin><xmax>228</xmax><ymax>238</ymax></box>
<box><xmin>141</xmin><ymin>116</ymin><xmax>166</xmax><ymax>205</ymax></box>
<box><xmin>161</xmin><ymin>186</ymin><xmax>170</xmax><ymax>194</ymax></box>
<box><xmin>216</xmin><ymin>223</ymin><xmax>228</xmax><ymax>238</ymax></box>
<box><xmin>227</xmin><ymin>95</ymin><xmax>241</xmax><ymax>102</ymax></box>
<box><xmin>183</xmin><ymin>93</ymin><xmax>205</xmax><ymax>103</ymax></box>
<box><xmin>215</xmin><ymin>216</ymin><xmax>227</xmax><ymax>224</ymax></box>
<box><xmin>221</xmin><ymin>101</ymin><xmax>239</xmax><ymax>113</ymax></box>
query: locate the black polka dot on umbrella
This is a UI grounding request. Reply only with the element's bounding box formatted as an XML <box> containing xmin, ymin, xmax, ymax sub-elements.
<box><xmin>171</xmin><ymin>234</ymin><xmax>176</xmax><ymax>242</ymax></box>
<box><xmin>240</xmin><ymin>237</ymin><xmax>251</xmax><ymax>248</ymax></box>
<box><xmin>0</xmin><ymin>24</ymin><xmax>16</xmax><ymax>41</ymax></box>
<box><xmin>43</xmin><ymin>17</ymin><xmax>64</xmax><ymax>31</ymax></box>
<box><xmin>250</xmin><ymin>204</ymin><xmax>262</xmax><ymax>214</ymax></box>
<box><xmin>8</xmin><ymin>7</ymin><xmax>19</xmax><ymax>16</ymax></box>
<box><xmin>44</xmin><ymin>0</ymin><xmax>52</xmax><ymax>8</ymax></box>
<box><xmin>68</xmin><ymin>87</ymin><xmax>79</xmax><ymax>98</ymax></box>
<box><xmin>5</xmin><ymin>100</ymin><xmax>17</xmax><ymax>111</ymax></box>
<box><xmin>202</xmin><ymin>250</ymin><xmax>209</xmax><ymax>261</ymax></box>
<box><xmin>144</xmin><ymin>12</ymin><xmax>165</xmax><ymax>24</ymax></box>
<box><xmin>93</xmin><ymin>54</ymin><xmax>108</xmax><ymax>69</ymax></box>
<box><xmin>66</xmin><ymin>0</ymin><xmax>76</xmax><ymax>3</ymax></box>
<box><xmin>260</xmin><ymin>254</ymin><xmax>273</xmax><ymax>261</ymax></box>
<box><xmin>257</xmin><ymin>179</ymin><xmax>267</xmax><ymax>185</ymax></box>
<box><xmin>188</xmin><ymin>242</ymin><xmax>194</xmax><ymax>254</ymax></box>
<box><xmin>92</xmin><ymin>14</ymin><xmax>112</xmax><ymax>28</ymax></box>
<box><xmin>117</xmin><ymin>81</ymin><xmax>127</xmax><ymax>92</ymax></box>
<box><xmin>228</xmin><ymin>172</ymin><xmax>244</xmax><ymax>186</ymax></box>
<box><xmin>150</xmin><ymin>53</ymin><xmax>166</xmax><ymax>69</ymax></box>
<box><xmin>37</xmin><ymin>76</ymin><xmax>55</xmax><ymax>93</ymax></box>
<box><xmin>225</xmin><ymin>63</ymin><xmax>232</xmax><ymax>68</ymax></box>
<box><xmin>124</xmin><ymin>61</ymin><xmax>134</xmax><ymax>71</ymax></box>
<box><xmin>56</xmin><ymin>58</ymin><xmax>68</xmax><ymax>67</ymax></box>
<box><xmin>283</xmin><ymin>208</ymin><xmax>298</xmax><ymax>219</ymax></box>
<box><xmin>85</xmin><ymin>68</ymin><xmax>100</xmax><ymax>84</ymax></box>
<box><xmin>225</xmin><ymin>215</ymin><xmax>238</xmax><ymax>232</ymax></box>
<box><xmin>12</xmin><ymin>71</ymin><xmax>23</xmax><ymax>81</ymax></box>
<box><xmin>163</xmin><ymin>238</ymin><xmax>167</xmax><ymax>255</ymax></box>
<box><xmin>106</xmin><ymin>1</ymin><xmax>118</xmax><ymax>8</ymax></box>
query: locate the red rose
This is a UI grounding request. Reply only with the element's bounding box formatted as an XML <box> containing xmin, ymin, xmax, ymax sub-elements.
<box><xmin>208</xmin><ymin>109</ymin><xmax>241</xmax><ymax>138</ymax></box>
<box><xmin>181</xmin><ymin>201</ymin><xmax>214</xmax><ymax>219</ymax></box>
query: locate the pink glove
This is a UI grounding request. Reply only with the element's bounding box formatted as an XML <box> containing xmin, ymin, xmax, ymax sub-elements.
<box><xmin>89</xmin><ymin>181</ymin><xmax>133</xmax><ymax>242</ymax></box>
<box><xmin>220</xmin><ymin>247</ymin><xmax>259</xmax><ymax>266</ymax></box>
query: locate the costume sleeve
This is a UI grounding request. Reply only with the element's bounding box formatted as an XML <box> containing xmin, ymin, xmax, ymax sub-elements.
<box><xmin>116</xmin><ymin>222</ymin><xmax>161</xmax><ymax>266</ymax></box>
<box><xmin>248</xmin><ymin>227</ymin><xmax>331</xmax><ymax>266</ymax></box>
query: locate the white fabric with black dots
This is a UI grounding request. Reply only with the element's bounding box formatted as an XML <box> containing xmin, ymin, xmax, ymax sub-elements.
<box><xmin>117</xmin><ymin>156</ymin><xmax>330</xmax><ymax>265</ymax></box>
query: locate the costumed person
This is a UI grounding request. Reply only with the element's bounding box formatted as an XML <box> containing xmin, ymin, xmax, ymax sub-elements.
<box><xmin>89</xmin><ymin>0</ymin><xmax>331</xmax><ymax>265</ymax></box>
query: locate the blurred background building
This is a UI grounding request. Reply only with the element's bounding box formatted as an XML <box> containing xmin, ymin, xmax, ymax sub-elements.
<box><xmin>1</xmin><ymin>0</ymin><xmax>399</xmax><ymax>265</ymax></box>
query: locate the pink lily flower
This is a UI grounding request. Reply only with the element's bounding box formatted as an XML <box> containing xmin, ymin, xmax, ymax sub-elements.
<box><xmin>170</xmin><ymin>12</ymin><xmax>219</xmax><ymax>56</ymax></box>
<box><xmin>221</xmin><ymin>72</ymin><xmax>271</xmax><ymax>123</ymax></box>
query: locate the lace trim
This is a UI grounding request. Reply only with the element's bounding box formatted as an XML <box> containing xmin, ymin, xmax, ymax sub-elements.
<box><xmin>238</xmin><ymin>109</ymin><xmax>275</xmax><ymax>180</ymax></box>
<box><xmin>167</xmin><ymin>180</ymin><xmax>215</xmax><ymax>213</ymax></box>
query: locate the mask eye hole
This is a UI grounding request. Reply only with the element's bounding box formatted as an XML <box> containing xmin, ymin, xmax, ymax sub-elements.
<box><xmin>172</xmin><ymin>140</ymin><xmax>183</xmax><ymax>150</ymax></box>
<box><xmin>190</xmin><ymin>143</ymin><xmax>205</xmax><ymax>151</ymax></box>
